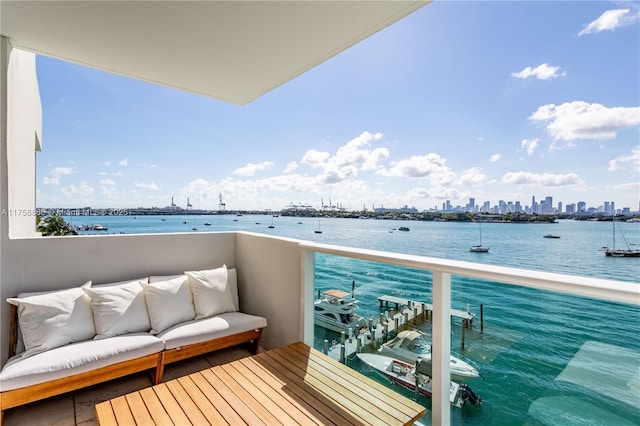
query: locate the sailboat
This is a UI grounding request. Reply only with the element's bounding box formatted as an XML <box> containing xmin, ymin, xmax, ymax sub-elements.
<box><xmin>605</xmin><ymin>216</ymin><xmax>640</xmax><ymax>257</ymax></box>
<box><xmin>470</xmin><ymin>221</ymin><xmax>489</xmax><ymax>252</ymax></box>
<box><xmin>314</xmin><ymin>219</ymin><xmax>322</xmax><ymax>234</ymax></box>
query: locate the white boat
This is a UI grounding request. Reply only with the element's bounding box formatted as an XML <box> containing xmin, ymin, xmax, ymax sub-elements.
<box><xmin>314</xmin><ymin>287</ymin><xmax>368</xmax><ymax>334</ymax></box>
<box><xmin>357</xmin><ymin>353</ymin><xmax>482</xmax><ymax>408</ymax></box>
<box><xmin>604</xmin><ymin>216</ymin><xmax>640</xmax><ymax>257</ymax></box>
<box><xmin>92</xmin><ymin>224</ymin><xmax>108</xmax><ymax>231</ymax></box>
<box><xmin>378</xmin><ymin>330</ymin><xmax>480</xmax><ymax>381</ymax></box>
<box><xmin>470</xmin><ymin>221</ymin><xmax>489</xmax><ymax>252</ymax></box>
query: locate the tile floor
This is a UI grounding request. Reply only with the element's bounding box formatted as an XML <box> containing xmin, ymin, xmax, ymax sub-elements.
<box><xmin>2</xmin><ymin>345</ymin><xmax>257</xmax><ymax>426</ymax></box>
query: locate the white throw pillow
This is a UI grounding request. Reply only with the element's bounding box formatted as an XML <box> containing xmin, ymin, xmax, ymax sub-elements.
<box><xmin>83</xmin><ymin>280</ymin><xmax>151</xmax><ymax>339</ymax></box>
<box><xmin>151</xmin><ymin>272</ymin><xmax>238</xmax><ymax>310</ymax></box>
<box><xmin>185</xmin><ymin>265</ymin><xmax>236</xmax><ymax>319</ymax></box>
<box><xmin>143</xmin><ymin>275</ymin><xmax>195</xmax><ymax>334</ymax></box>
<box><xmin>7</xmin><ymin>282</ymin><xmax>95</xmax><ymax>358</ymax></box>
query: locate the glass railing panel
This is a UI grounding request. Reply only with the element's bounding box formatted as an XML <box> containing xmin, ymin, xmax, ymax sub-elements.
<box><xmin>312</xmin><ymin>253</ymin><xmax>640</xmax><ymax>425</ymax></box>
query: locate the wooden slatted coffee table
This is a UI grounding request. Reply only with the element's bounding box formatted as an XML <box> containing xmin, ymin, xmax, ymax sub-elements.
<box><xmin>95</xmin><ymin>341</ymin><xmax>426</xmax><ymax>425</ymax></box>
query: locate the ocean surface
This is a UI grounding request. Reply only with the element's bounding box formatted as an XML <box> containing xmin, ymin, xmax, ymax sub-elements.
<box><xmin>65</xmin><ymin>214</ymin><xmax>640</xmax><ymax>425</ymax></box>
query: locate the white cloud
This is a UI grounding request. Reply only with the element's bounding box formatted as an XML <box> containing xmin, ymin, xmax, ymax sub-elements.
<box><xmin>283</xmin><ymin>161</ymin><xmax>298</xmax><ymax>173</ymax></box>
<box><xmin>579</xmin><ymin>9</ymin><xmax>638</xmax><ymax>36</ymax></box>
<box><xmin>233</xmin><ymin>161</ymin><xmax>274</xmax><ymax>177</ymax></box>
<box><xmin>521</xmin><ymin>138</ymin><xmax>539</xmax><ymax>156</ymax></box>
<box><xmin>529</xmin><ymin>101</ymin><xmax>640</xmax><ymax>141</ymax></box>
<box><xmin>60</xmin><ymin>181</ymin><xmax>94</xmax><ymax>198</ymax></box>
<box><xmin>512</xmin><ymin>63</ymin><xmax>566</xmax><ymax>80</ymax></box>
<box><xmin>135</xmin><ymin>181</ymin><xmax>160</xmax><ymax>190</ymax></box>
<box><xmin>459</xmin><ymin>167</ymin><xmax>489</xmax><ymax>186</ymax></box>
<box><xmin>490</xmin><ymin>154</ymin><xmax>502</xmax><ymax>162</ymax></box>
<box><xmin>97</xmin><ymin>171</ymin><xmax>109</xmax><ymax>176</ymax></box>
<box><xmin>377</xmin><ymin>153</ymin><xmax>456</xmax><ymax>185</ymax></box>
<box><xmin>43</xmin><ymin>166</ymin><xmax>74</xmax><ymax>185</ymax></box>
<box><xmin>100</xmin><ymin>179</ymin><xmax>116</xmax><ymax>185</ymax></box>
<box><xmin>118</xmin><ymin>159</ymin><xmax>128</xmax><ymax>167</ymax></box>
<box><xmin>43</xmin><ymin>177</ymin><xmax>58</xmax><ymax>185</ymax></box>
<box><xmin>408</xmin><ymin>186</ymin><xmax>465</xmax><ymax>200</ymax></box>
<box><xmin>501</xmin><ymin>171</ymin><xmax>583</xmax><ymax>187</ymax></box>
<box><xmin>608</xmin><ymin>146</ymin><xmax>640</xmax><ymax>172</ymax></box>
<box><xmin>302</xmin><ymin>131</ymin><xmax>388</xmax><ymax>184</ymax></box>
<box><xmin>302</xmin><ymin>150</ymin><xmax>331</xmax><ymax>167</ymax></box>
<box><xmin>104</xmin><ymin>161</ymin><xmax>111</xmax><ymax>167</ymax></box>
<box><xmin>100</xmin><ymin>185</ymin><xmax>119</xmax><ymax>199</ymax></box>
<box><xmin>333</xmin><ymin>131</ymin><xmax>386</xmax><ymax>171</ymax></box>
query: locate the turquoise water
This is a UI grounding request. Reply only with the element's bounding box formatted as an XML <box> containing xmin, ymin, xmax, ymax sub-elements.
<box><xmin>66</xmin><ymin>214</ymin><xmax>640</xmax><ymax>425</ymax></box>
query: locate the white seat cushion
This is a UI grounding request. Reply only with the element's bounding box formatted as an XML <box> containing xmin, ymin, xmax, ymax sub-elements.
<box><xmin>158</xmin><ymin>312</ymin><xmax>267</xmax><ymax>350</ymax></box>
<box><xmin>0</xmin><ymin>333</ymin><xmax>163</xmax><ymax>391</ymax></box>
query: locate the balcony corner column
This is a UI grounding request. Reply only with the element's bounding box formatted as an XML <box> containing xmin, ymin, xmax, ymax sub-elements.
<box><xmin>432</xmin><ymin>270</ymin><xmax>451</xmax><ymax>425</ymax></box>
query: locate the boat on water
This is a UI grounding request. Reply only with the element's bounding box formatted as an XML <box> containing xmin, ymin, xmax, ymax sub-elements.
<box><xmin>357</xmin><ymin>353</ymin><xmax>482</xmax><ymax>408</ymax></box>
<box><xmin>378</xmin><ymin>330</ymin><xmax>481</xmax><ymax>381</ymax></box>
<box><xmin>92</xmin><ymin>224</ymin><xmax>108</xmax><ymax>231</ymax></box>
<box><xmin>398</xmin><ymin>226</ymin><xmax>410</xmax><ymax>232</ymax></box>
<box><xmin>543</xmin><ymin>234</ymin><xmax>561</xmax><ymax>239</ymax></box>
<box><xmin>605</xmin><ymin>216</ymin><xmax>640</xmax><ymax>257</ymax></box>
<box><xmin>470</xmin><ymin>221</ymin><xmax>489</xmax><ymax>252</ymax></box>
<box><xmin>204</xmin><ymin>222</ymin><xmax>211</xmax><ymax>226</ymax></box>
<box><xmin>314</xmin><ymin>286</ymin><xmax>367</xmax><ymax>334</ymax></box>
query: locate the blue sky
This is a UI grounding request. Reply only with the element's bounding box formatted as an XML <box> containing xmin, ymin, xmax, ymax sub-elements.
<box><xmin>36</xmin><ymin>1</ymin><xmax>640</xmax><ymax>212</ymax></box>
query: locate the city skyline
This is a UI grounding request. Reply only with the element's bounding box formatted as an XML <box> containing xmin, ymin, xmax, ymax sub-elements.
<box><xmin>37</xmin><ymin>192</ymin><xmax>637</xmax><ymax>216</ymax></box>
<box><xmin>35</xmin><ymin>2</ymin><xmax>639</xmax><ymax>211</ymax></box>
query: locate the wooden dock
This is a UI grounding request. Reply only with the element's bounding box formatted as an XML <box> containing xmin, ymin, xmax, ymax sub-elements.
<box><xmin>378</xmin><ymin>295</ymin><xmax>475</xmax><ymax>322</ymax></box>
<box><xmin>324</xmin><ymin>296</ymin><xmax>480</xmax><ymax>362</ymax></box>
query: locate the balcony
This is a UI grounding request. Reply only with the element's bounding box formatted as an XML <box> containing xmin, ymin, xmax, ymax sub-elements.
<box><xmin>1</xmin><ymin>231</ymin><xmax>638</xmax><ymax>425</ymax></box>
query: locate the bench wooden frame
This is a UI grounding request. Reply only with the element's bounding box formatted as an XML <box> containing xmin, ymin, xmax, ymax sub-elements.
<box><xmin>1</xmin><ymin>303</ymin><xmax>264</xmax><ymax>421</ymax></box>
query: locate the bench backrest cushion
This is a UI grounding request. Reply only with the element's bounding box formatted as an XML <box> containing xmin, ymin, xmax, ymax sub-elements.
<box><xmin>142</xmin><ymin>275</ymin><xmax>195</xmax><ymax>334</ymax></box>
<box><xmin>7</xmin><ymin>282</ymin><xmax>95</xmax><ymax>358</ymax></box>
<box><xmin>83</xmin><ymin>279</ymin><xmax>151</xmax><ymax>339</ymax></box>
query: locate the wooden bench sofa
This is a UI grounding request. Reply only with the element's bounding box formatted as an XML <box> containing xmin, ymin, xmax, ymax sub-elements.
<box><xmin>0</xmin><ymin>266</ymin><xmax>266</xmax><ymax>422</ymax></box>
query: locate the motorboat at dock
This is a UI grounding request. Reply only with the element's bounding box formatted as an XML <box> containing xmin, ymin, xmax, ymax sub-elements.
<box><xmin>378</xmin><ymin>330</ymin><xmax>481</xmax><ymax>381</ymax></box>
<box><xmin>314</xmin><ymin>286</ymin><xmax>368</xmax><ymax>335</ymax></box>
<box><xmin>357</xmin><ymin>353</ymin><xmax>482</xmax><ymax>408</ymax></box>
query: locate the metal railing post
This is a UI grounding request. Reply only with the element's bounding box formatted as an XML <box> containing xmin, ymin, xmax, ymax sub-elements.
<box><xmin>301</xmin><ymin>250</ymin><xmax>315</xmax><ymax>346</ymax></box>
<box><xmin>432</xmin><ymin>270</ymin><xmax>451</xmax><ymax>425</ymax></box>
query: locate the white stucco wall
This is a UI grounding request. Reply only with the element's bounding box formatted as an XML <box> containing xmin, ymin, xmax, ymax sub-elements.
<box><xmin>6</xmin><ymin>42</ymin><xmax>41</xmax><ymax>238</ymax></box>
<box><xmin>235</xmin><ymin>232</ymin><xmax>305</xmax><ymax>350</ymax></box>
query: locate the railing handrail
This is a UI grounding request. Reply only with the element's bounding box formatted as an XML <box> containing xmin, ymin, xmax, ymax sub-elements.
<box><xmin>299</xmin><ymin>241</ymin><xmax>640</xmax><ymax>305</ymax></box>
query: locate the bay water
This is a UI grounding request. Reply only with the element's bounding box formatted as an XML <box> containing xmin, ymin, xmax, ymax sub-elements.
<box><xmin>66</xmin><ymin>214</ymin><xmax>640</xmax><ymax>425</ymax></box>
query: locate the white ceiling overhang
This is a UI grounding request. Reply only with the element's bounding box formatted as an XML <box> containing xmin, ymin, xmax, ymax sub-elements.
<box><xmin>1</xmin><ymin>1</ymin><xmax>429</xmax><ymax>105</ymax></box>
